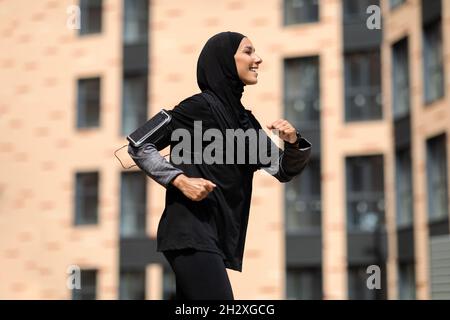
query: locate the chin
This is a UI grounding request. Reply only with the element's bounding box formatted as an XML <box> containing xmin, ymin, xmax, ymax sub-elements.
<box><xmin>244</xmin><ymin>78</ymin><xmax>258</xmax><ymax>85</ymax></box>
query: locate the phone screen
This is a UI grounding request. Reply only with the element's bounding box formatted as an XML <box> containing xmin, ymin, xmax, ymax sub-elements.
<box><xmin>127</xmin><ymin>110</ymin><xmax>170</xmax><ymax>146</ymax></box>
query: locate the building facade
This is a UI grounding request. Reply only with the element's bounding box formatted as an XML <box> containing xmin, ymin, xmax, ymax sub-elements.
<box><xmin>0</xmin><ymin>0</ymin><xmax>449</xmax><ymax>299</ymax></box>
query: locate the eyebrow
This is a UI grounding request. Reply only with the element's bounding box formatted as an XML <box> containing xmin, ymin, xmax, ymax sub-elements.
<box><xmin>243</xmin><ymin>45</ymin><xmax>255</xmax><ymax>52</ymax></box>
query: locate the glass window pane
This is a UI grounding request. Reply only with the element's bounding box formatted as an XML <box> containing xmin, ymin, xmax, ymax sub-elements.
<box><xmin>72</xmin><ymin>269</ymin><xmax>97</xmax><ymax>300</ymax></box>
<box><xmin>77</xmin><ymin>78</ymin><xmax>101</xmax><ymax>128</ymax></box>
<box><xmin>122</xmin><ymin>74</ymin><xmax>148</xmax><ymax>136</ymax></box>
<box><xmin>346</xmin><ymin>156</ymin><xmax>385</xmax><ymax>231</ymax></box>
<box><xmin>163</xmin><ymin>267</ymin><xmax>176</xmax><ymax>300</ymax></box>
<box><xmin>80</xmin><ymin>0</ymin><xmax>102</xmax><ymax>35</ymax></box>
<box><xmin>284</xmin><ymin>0</ymin><xmax>319</xmax><ymax>25</ymax></box>
<box><xmin>390</xmin><ymin>0</ymin><xmax>405</xmax><ymax>9</ymax></box>
<box><xmin>120</xmin><ymin>171</ymin><xmax>147</xmax><ymax>238</ymax></box>
<box><xmin>392</xmin><ymin>35</ymin><xmax>411</xmax><ymax>121</ymax></box>
<box><xmin>426</xmin><ymin>134</ymin><xmax>448</xmax><ymax>221</ymax></box>
<box><xmin>124</xmin><ymin>0</ymin><xmax>149</xmax><ymax>45</ymax></box>
<box><xmin>344</xmin><ymin>51</ymin><xmax>382</xmax><ymax>122</ymax></box>
<box><xmin>396</xmin><ymin>148</ymin><xmax>414</xmax><ymax>227</ymax></box>
<box><xmin>75</xmin><ymin>172</ymin><xmax>99</xmax><ymax>225</ymax></box>
<box><xmin>423</xmin><ymin>19</ymin><xmax>444</xmax><ymax>104</ymax></box>
<box><xmin>348</xmin><ymin>266</ymin><xmax>378</xmax><ymax>300</ymax></box>
<box><xmin>286</xmin><ymin>267</ymin><xmax>322</xmax><ymax>299</ymax></box>
<box><xmin>119</xmin><ymin>270</ymin><xmax>146</xmax><ymax>300</ymax></box>
<box><xmin>284</xmin><ymin>56</ymin><xmax>320</xmax><ymax>130</ymax></box>
<box><xmin>398</xmin><ymin>262</ymin><xmax>416</xmax><ymax>299</ymax></box>
<box><xmin>286</xmin><ymin>158</ymin><xmax>321</xmax><ymax>232</ymax></box>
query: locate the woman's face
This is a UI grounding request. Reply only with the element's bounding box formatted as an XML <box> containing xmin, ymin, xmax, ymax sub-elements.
<box><xmin>234</xmin><ymin>37</ymin><xmax>263</xmax><ymax>85</ymax></box>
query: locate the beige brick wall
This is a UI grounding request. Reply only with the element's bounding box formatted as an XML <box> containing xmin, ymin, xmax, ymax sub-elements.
<box><xmin>0</xmin><ymin>0</ymin><xmax>449</xmax><ymax>300</ymax></box>
<box><xmin>0</xmin><ymin>0</ymin><xmax>123</xmax><ymax>299</ymax></box>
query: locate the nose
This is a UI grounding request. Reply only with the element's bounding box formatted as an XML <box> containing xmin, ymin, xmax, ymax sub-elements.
<box><xmin>254</xmin><ymin>54</ymin><xmax>262</xmax><ymax>65</ymax></box>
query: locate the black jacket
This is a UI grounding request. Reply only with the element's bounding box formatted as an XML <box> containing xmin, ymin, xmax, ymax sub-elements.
<box><xmin>128</xmin><ymin>92</ymin><xmax>311</xmax><ymax>272</ymax></box>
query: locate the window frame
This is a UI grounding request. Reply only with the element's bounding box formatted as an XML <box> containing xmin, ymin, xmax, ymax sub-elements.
<box><xmin>120</xmin><ymin>171</ymin><xmax>147</xmax><ymax>238</ymax></box>
<box><xmin>344</xmin><ymin>50</ymin><xmax>383</xmax><ymax>122</ymax></box>
<box><xmin>74</xmin><ymin>172</ymin><xmax>99</xmax><ymax>226</ymax></box>
<box><xmin>77</xmin><ymin>77</ymin><xmax>101</xmax><ymax>129</ymax></box>
<box><xmin>283</xmin><ymin>0</ymin><xmax>320</xmax><ymax>26</ymax></box>
<box><xmin>79</xmin><ymin>0</ymin><xmax>103</xmax><ymax>36</ymax></box>
<box><xmin>345</xmin><ymin>155</ymin><xmax>385</xmax><ymax>232</ymax></box>
<box><xmin>72</xmin><ymin>269</ymin><xmax>97</xmax><ymax>300</ymax></box>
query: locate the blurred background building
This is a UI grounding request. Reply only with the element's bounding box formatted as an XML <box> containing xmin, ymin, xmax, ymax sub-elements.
<box><xmin>0</xmin><ymin>0</ymin><xmax>449</xmax><ymax>299</ymax></box>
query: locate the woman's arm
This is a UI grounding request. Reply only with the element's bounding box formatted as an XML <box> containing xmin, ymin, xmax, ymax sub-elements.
<box><xmin>258</xmin><ymin>118</ymin><xmax>312</xmax><ymax>183</ymax></box>
<box><xmin>128</xmin><ymin>143</ymin><xmax>216</xmax><ymax>200</ymax></box>
<box><xmin>128</xmin><ymin>142</ymin><xmax>184</xmax><ymax>188</ymax></box>
<box><xmin>128</xmin><ymin>96</ymin><xmax>217</xmax><ymax>199</ymax></box>
<box><xmin>271</xmin><ymin>137</ymin><xmax>312</xmax><ymax>183</ymax></box>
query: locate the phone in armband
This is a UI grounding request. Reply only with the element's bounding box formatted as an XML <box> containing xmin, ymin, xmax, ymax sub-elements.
<box><xmin>126</xmin><ymin>109</ymin><xmax>172</xmax><ymax>147</ymax></box>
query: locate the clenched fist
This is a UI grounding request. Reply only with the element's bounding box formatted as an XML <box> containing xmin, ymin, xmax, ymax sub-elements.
<box><xmin>267</xmin><ymin>119</ymin><xmax>298</xmax><ymax>144</ymax></box>
<box><xmin>171</xmin><ymin>174</ymin><xmax>216</xmax><ymax>201</ymax></box>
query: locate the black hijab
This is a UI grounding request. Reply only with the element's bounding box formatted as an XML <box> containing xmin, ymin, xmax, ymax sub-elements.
<box><xmin>196</xmin><ymin>31</ymin><xmax>253</xmax><ymax>131</ymax></box>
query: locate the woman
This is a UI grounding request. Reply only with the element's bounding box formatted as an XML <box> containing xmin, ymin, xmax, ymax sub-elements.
<box><xmin>128</xmin><ymin>31</ymin><xmax>311</xmax><ymax>300</ymax></box>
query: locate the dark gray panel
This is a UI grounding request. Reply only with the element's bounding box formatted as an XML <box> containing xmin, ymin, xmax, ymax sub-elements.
<box><xmin>120</xmin><ymin>238</ymin><xmax>169</xmax><ymax>268</ymax></box>
<box><xmin>123</xmin><ymin>44</ymin><xmax>148</xmax><ymax>73</ymax></box>
<box><xmin>397</xmin><ymin>225</ymin><xmax>415</xmax><ymax>262</ymax></box>
<box><xmin>394</xmin><ymin>115</ymin><xmax>411</xmax><ymax>149</ymax></box>
<box><xmin>343</xmin><ymin>24</ymin><xmax>382</xmax><ymax>51</ymax></box>
<box><xmin>429</xmin><ymin>218</ymin><xmax>450</xmax><ymax>237</ymax></box>
<box><xmin>422</xmin><ymin>0</ymin><xmax>441</xmax><ymax>26</ymax></box>
<box><xmin>347</xmin><ymin>230</ymin><xmax>388</xmax><ymax>265</ymax></box>
<box><xmin>286</xmin><ymin>232</ymin><xmax>322</xmax><ymax>266</ymax></box>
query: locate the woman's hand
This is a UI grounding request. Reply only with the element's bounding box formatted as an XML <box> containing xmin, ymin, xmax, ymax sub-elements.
<box><xmin>171</xmin><ymin>174</ymin><xmax>216</xmax><ymax>201</ymax></box>
<box><xmin>267</xmin><ymin>119</ymin><xmax>298</xmax><ymax>144</ymax></box>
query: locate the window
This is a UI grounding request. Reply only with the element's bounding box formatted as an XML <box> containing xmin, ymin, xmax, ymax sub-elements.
<box><xmin>123</xmin><ymin>0</ymin><xmax>149</xmax><ymax>45</ymax></box>
<box><xmin>120</xmin><ymin>171</ymin><xmax>147</xmax><ymax>238</ymax></box>
<box><xmin>395</xmin><ymin>148</ymin><xmax>413</xmax><ymax>227</ymax></box>
<box><xmin>163</xmin><ymin>267</ymin><xmax>176</xmax><ymax>300</ymax></box>
<box><xmin>286</xmin><ymin>267</ymin><xmax>322</xmax><ymax>299</ymax></box>
<box><xmin>75</xmin><ymin>172</ymin><xmax>99</xmax><ymax>225</ymax></box>
<box><xmin>72</xmin><ymin>269</ymin><xmax>97</xmax><ymax>300</ymax></box>
<box><xmin>77</xmin><ymin>77</ymin><xmax>101</xmax><ymax>128</ymax></box>
<box><xmin>348</xmin><ymin>266</ymin><xmax>384</xmax><ymax>300</ymax></box>
<box><xmin>284</xmin><ymin>0</ymin><xmax>319</xmax><ymax>25</ymax></box>
<box><xmin>79</xmin><ymin>0</ymin><xmax>102</xmax><ymax>35</ymax></box>
<box><xmin>346</xmin><ymin>156</ymin><xmax>385</xmax><ymax>232</ymax></box>
<box><xmin>122</xmin><ymin>74</ymin><xmax>148</xmax><ymax>136</ymax></box>
<box><xmin>392</xmin><ymin>38</ymin><xmax>410</xmax><ymax>119</ymax></box>
<box><xmin>119</xmin><ymin>270</ymin><xmax>146</xmax><ymax>300</ymax></box>
<box><xmin>344</xmin><ymin>50</ymin><xmax>382</xmax><ymax>121</ymax></box>
<box><xmin>426</xmin><ymin>134</ymin><xmax>448</xmax><ymax>222</ymax></box>
<box><xmin>423</xmin><ymin>19</ymin><xmax>444</xmax><ymax>104</ymax></box>
<box><xmin>390</xmin><ymin>0</ymin><xmax>405</xmax><ymax>9</ymax></box>
<box><xmin>284</xmin><ymin>56</ymin><xmax>320</xmax><ymax>131</ymax></box>
<box><xmin>286</xmin><ymin>158</ymin><xmax>321</xmax><ymax>232</ymax></box>
<box><xmin>398</xmin><ymin>262</ymin><xmax>416</xmax><ymax>299</ymax></box>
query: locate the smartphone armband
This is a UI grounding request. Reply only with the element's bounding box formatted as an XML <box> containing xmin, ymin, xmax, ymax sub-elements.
<box><xmin>126</xmin><ymin>109</ymin><xmax>172</xmax><ymax>147</ymax></box>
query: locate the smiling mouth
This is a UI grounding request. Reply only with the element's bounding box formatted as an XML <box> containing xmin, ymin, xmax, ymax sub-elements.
<box><xmin>249</xmin><ymin>67</ymin><xmax>258</xmax><ymax>74</ymax></box>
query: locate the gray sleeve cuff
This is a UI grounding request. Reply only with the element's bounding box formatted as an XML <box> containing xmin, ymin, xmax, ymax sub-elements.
<box><xmin>128</xmin><ymin>143</ymin><xmax>184</xmax><ymax>188</ymax></box>
<box><xmin>271</xmin><ymin>137</ymin><xmax>312</xmax><ymax>182</ymax></box>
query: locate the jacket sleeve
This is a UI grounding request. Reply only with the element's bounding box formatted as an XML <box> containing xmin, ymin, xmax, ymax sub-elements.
<box><xmin>126</xmin><ymin>95</ymin><xmax>211</xmax><ymax>188</ymax></box>
<box><xmin>269</xmin><ymin>137</ymin><xmax>312</xmax><ymax>183</ymax></box>
<box><xmin>127</xmin><ymin>109</ymin><xmax>184</xmax><ymax>188</ymax></box>
<box><xmin>257</xmin><ymin>127</ymin><xmax>312</xmax><ymax>183</ymax></box>
<box><xmin>128</xmin><ymin>142</ymin><xmax>184</xmax><ymax>188</ymax></box>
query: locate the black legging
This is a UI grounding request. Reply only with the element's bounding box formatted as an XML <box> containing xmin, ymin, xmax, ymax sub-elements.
<box><xmin>163</xmin><ymin>248</ymin><xmax>234</xmax><ymax>300</ymax></box>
